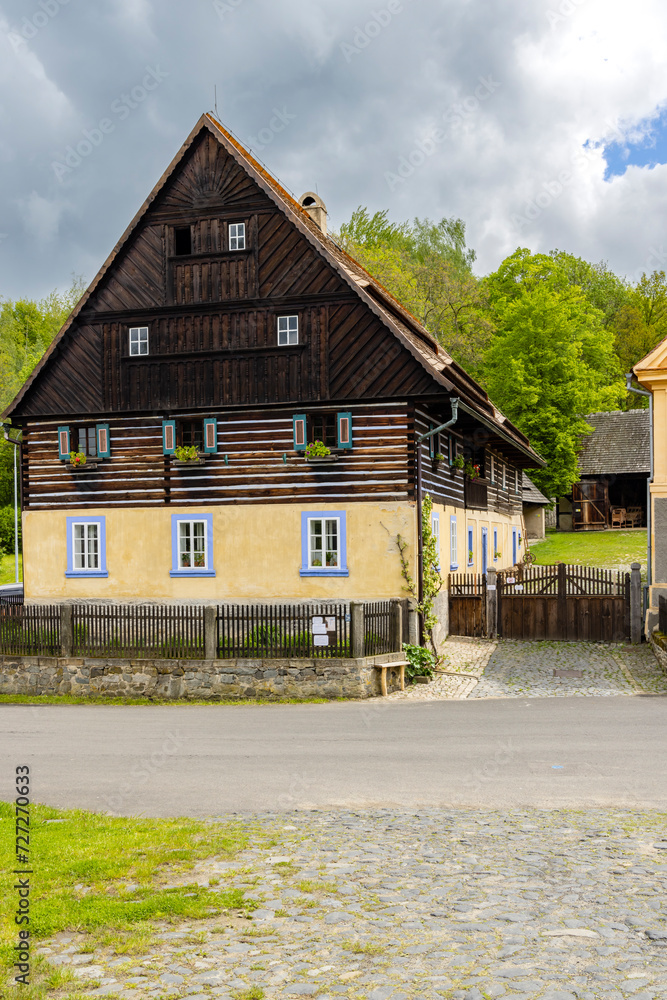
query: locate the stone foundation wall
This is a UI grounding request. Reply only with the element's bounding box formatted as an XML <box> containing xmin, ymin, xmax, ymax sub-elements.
<box><xmin>0</xmin><ymin>653</ymin><xmax>408</xmax><ymax>700</ymax></box>
<box><xmin>649</xmin><ymin>632</ymin><xmax>667</xmax><ymax>674</ymax></box>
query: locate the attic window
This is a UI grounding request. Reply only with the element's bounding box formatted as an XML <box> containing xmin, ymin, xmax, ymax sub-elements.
<box><xmin>229</xmin><ymin>222</ymin><xmax>245</xmax><ymax>250</ymax></box>
<box><xmin>277</xmin><ymin>315</ymin><xmax>298</xmax><ymax>346</ymax></box>
<box><xmin>174</xmin><ymin>226</ymin><xmax>192</xmax><ymax>256</ymax></box>
<box><xmin>129</xmin><ymin>326</ymin><xmax>149</xmax><ymax>356</ymax></box>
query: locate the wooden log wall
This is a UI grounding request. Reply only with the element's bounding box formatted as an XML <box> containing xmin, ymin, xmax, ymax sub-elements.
<box><xmin>24</xmin><ymin>403</ymin><xmax>411</xmax><ymax>511</ymax></box>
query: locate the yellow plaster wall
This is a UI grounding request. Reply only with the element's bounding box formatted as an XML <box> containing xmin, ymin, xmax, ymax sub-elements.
<box><xmin>22</xmin><ymin>502</ymin><xmax>417</xmax><ymax>602</ymax></box>
<box><xmin>430</xmin><ymin>502</ymin><xmax>524</xmax><ymax>575</ymax></box>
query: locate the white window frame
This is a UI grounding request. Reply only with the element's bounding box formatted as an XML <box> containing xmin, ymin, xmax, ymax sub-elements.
<box><xmin>515</xmin><ymin>468</ymin><xmax>520</xmax><ymax>493</ymax></box>
<box><xmin>129</xmin><ymin>326</ymin><xmax>149</xmax><ymax>356</ymax></box>
<box><xmin>450</xmin><ymin>515</ymin><xmax>458</xmax><ymax>571</ymax></box>
<box><xmin>501</xmin><ymin>463</ymin><xmax>507</xmax><ymax>491</ymax></box>
<box><xmin>308</xmin><ymin>516</ymin><xmax>340</xmax><ymax>570</ymax></box>
<box><xmin>73</xmin><ymin>522</ymin><xmax>99</xmax><ymax>571</ymax></box>
<box><xmin>229</xmin><ymin>222</ymin><xmax>246</xmax><ymax>251</ymax></box>
<box><xmin>178</xmin><ymin>519</ymin><xmax>208</xmax><ymax>572</ymax></box>
<box><xmin>431</xmin><ymin>511</ymin><xmax>440</xmax><ymax>570</ymax></box>
<box><xmin>467</xmin><ymin>526</ymin><xmax>474</xmax><ymax>567</ymax></box>
<box><xmin>277</xmin><ymin>315</ymin><xmax>299</xmax><ymax>346</ymax></box>
<box><xmin>490</xmin><ymin>455</ymin><xmax>495</xmax><ymax>484</ymax></box>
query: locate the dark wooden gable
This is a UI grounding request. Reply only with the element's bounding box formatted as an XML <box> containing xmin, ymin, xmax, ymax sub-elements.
<box><xmin>6</xmin><ymin>118</ymin><xmax>446</xmax><ymax>420</ymax></box>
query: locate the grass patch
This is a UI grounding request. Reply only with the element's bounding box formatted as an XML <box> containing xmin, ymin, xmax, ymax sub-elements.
<box><xmin>530</xmin><ymin>528</ymin><xmax>647</xmax><ymax>575</ymax></box>
<box><xmin>341</xmin><ymin>938</ymin><xmax>386</xmax><ymax>955</ymax></box>
<box><xmin>0</xmin><ymin>693</ymin><xmax>341</xmax><ymax>707</ymax></box>
<box><xmin>0</xmin><ymin>801</ymin><xmax>262</xmax><ymax>997</ymax></box>
<box><xmin>0</xmin><ymin>552</ymin><xmax>22</xmax><ymax>587</ymax></box>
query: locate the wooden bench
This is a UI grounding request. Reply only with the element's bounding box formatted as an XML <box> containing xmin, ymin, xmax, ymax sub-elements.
<box><xmin>374</xmin><ymin>660</ymin><xmax>407</xmax><ymax>696</ymax></box>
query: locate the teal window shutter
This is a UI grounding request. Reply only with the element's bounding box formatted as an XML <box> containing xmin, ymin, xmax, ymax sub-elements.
<box><xmin>336</xmin><ymin>411</ymin><xmax>352</xmax><ymax>449</ymax></box>
<box><xmin>293</xmin><ymin>414</ymin><xmax>307</xmax><ymax>451</ymax></box>
<box><xmin>203</xmin><ymin>418</ymin><xmax>218</xmax><ymax>453</ymax></box>
<box><xmin>58</xmin><ymin>426</ymin><xmax>70</xmax><ymax>460</ymax></box>
<box><xmin>96</xmin><ymin>423</ymin><xmax>111</xmax><ymax>459</ymax></box>
<box><xmin>429</xmin><ymin>424</ymin><xmax>435</xmax><ymax>459</ymax></box>
<box><xmin>162</xmin><ymin>419</ymin><xmax>176</xmax><ymax>455</ymax></box>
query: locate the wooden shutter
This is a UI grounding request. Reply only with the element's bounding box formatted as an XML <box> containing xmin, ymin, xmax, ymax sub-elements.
<box><xmin>428</xmin><ymin>424</ymin><xmax>435</xmax><ymax>458</ymax></box>
<box><xmin>58</xmin><ymin>426</ymin><xmax>70</xmax><ymax>460</ymax></box>
<box><xmin>203</xmin><ymin>418</ymin><xmax>217</xmax><ymax>453</ymax></box>
<box><xmin>162</xmin><ymin>419</ymin><xmax>176</xmax><ymax>455</ymax></box>
<box><xmin>293</xmin><ymin>414</ymin><xmax>307</xmax><ymax>451</ymax></box>
<box><xmin>96</xmin><ymin>423</ymin><xmax>111</xmax><ymax>459</ymax></box>
<box><xmin>336</xmin><ymin>411</ymin><xmax>352</xmax><ymax>449</ymax></box>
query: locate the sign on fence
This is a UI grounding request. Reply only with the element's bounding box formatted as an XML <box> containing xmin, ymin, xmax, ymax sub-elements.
<box><xmin>311</xmin><ymin>615</ymin><xmax>337</xmax><ymax>647</ymax></box>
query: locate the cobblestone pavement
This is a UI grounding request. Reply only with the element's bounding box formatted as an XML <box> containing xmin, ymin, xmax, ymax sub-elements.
<box><xmin>41</xmin><ymin>809</ymin><xmax>667</xmax><ymax>1000</ymax></box>
<box><xmin>384</xmin><ymin>640</ymin><xmax>667</xmax><ymax>701</ymax></box>
<box><xmin>470</xmin><ymin>642</ymin><xmax>667</xmax><ymax>700</ymax></box>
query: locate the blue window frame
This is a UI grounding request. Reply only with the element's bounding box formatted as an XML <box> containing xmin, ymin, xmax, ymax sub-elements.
<box><xmin>450</xmin><ymin>515</ymin><xmax>458</xmax><ymax>570</ymax></box>
<box><xmin>431</xmin><ymin>511</ymin><xmax>440</xmax><ymax>570</ymax></box>
<box><xmin>493</xmin><ymin>528</ymin><xmax>498</xmax><ymax>562</ymax></box>
<box><xmin>66</xmin><ymin>516</ymin><xmax>108</xmax><ymax>578</ymax></box>
<box><xmin>300</xmin><ymin>510</ymin><xmax>349</xmax><ymax>576</ymax></box>
<box><xmin>512</xmin><ymin>527</ymin><xmax>518</xmax><ymax>566</ymax></box>
<box><xmin>467</xmin><ymin>526</ymin><xmax>474</xmax><ymax>567</ymax></box>
<box><xmin>170</xmin><ymin>513</ymin><xmax>215</xmax><ymax>577</ymax></box>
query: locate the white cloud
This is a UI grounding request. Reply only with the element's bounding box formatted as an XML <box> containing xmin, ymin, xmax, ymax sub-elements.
<box><xmin>17</xmin><ymin>191</ymin><xmax>68</xmax><ymax>243</ymax></box>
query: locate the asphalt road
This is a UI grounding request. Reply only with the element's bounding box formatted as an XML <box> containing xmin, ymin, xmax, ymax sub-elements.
<box><xmin>2</xmin><ymin>697</ymin><xmax>666</xmax><ymax>816</ymax></box>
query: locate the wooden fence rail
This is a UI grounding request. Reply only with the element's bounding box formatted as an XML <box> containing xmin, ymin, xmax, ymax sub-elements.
<box><xmin>217</xmin><ymin>602</ymin><xmax>351</xmax><ymax>658</ymax></box>
<box><xmin>363</xmin><ymin>602</ymin><xmax>393</xmax><ymax>656</ymax></box>
<box><xmin>71</xmin><ymin>604</ymin><xmax>206</xmax><ymax>659</ymax></box>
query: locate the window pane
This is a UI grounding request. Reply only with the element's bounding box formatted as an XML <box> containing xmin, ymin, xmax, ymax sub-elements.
<box><xmin>180</xmin><ymin>522</ymin><xmax>192</xmax><ymax>568</ymax></box>
<box><xmin>325</xmin><ymin>519</ymin><xmax>338</xmax><ymax>567</ymax></box>
<box><xmin>309</xmin><ymin>519</ymin><xmax>323</xmax><ymax>567</ymax></box>
<box><xmin>193</xmin><ymin>522</ymin><xmax>206</xmax><ymax>567</ymax></box>
<box><xmin>86</xmin><ymin>524</ymin><xmax>99</xmax><ymax>569</ymax></box>
<box><xmin>74</xmin><ymin>524</ymin><xmax>85</xmax><ymax>569</ymax></box>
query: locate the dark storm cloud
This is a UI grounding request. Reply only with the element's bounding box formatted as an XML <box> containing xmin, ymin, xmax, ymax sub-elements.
<box><xmin>0</xmin><ymin>0</ymin><xmax>666</xmax><ymax>299</ymax></box>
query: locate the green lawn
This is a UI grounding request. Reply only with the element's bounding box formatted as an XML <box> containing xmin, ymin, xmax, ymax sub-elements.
<box><xmin>529</xmin><ymin>528</ymin><xmax>648</xmax><ymax>574</ymax></box>
<box><xmin>0</xmin><ymin>802</ymin><xmax>264</xmax><ymax>999</ymax></box>
<box><xmin>0</xmin><ymin>552</ymin><xmax>22</xmax><ymax>586</ymax></box>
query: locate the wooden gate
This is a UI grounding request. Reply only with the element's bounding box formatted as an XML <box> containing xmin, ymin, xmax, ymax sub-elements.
<box><xmin>448</xmin><ymin>573</ymin><xmax>487</xmax><ymax>637</ymax></box>
<box><xmin>498</xmin><ymin>563</ymin><xmax>630</xmax><ymax>642</ymax></box>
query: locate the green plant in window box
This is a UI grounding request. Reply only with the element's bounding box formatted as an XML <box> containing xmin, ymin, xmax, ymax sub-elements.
<box><xmin>464</xmin><ymin>461</ymin><xmax>481</xmax><ymax>479</ymax></box>
<box><xmin>325</xmin><ymin>551</ymin><xmax>338</xmax><ymax>567</ymax></box>
<box><xmin>173</xmin><ymin>445</ymin><xmax>201</xmax><ymax>462</ymax></box>
<box><xmin>305</xmin><ymin>440</ymin><xmax>332</xmax><ymax>459</ymax></box>
<box><xmin>69</xmin><ymin>451</ymin><xmax>87</xmax><ymax>467</ymax></box>
<box><xmin>451</xmin><ymin>454</ymin><xmax>464</xmax><ymax>470</ymax></box>
<box><xmin>434</xmin><ymin>452</ymin><xmax>445</xmax><ymax>463</ymax></box>
<box><xmin>494</xmin><ymin>550</ymin><xmax>502</xmax><ymax>559</ymax></box>
<box><xmin>311</xmin><ymin>558</ymin><xmax>322</xmax><ymax>567</ymax></box>
<box><xmin>468</xmin><ymin>549</ymin><xmax>474</xmax><ymax>563</ymax></box>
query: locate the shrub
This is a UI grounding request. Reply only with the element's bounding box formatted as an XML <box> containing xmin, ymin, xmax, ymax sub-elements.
<box><xmin>0</xmin><ymin>505</ymin><xmax>20</xmax><ymax>553</ymax></box>
<box><xmin>402</xmin><ymin>642</ymin><xmax>436</xmax><ymax>680</ymax></box>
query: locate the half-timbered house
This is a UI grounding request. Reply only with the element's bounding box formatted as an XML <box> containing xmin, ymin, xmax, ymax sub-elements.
<box><xmin>2</xmin><ymin>114</ymin><xmax>544</xmax><ymax>604</ymax></box>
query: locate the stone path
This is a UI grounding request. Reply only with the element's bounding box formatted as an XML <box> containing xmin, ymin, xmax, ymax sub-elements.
<box><xmin>470</xmin><ymin>642</ymin><xmax>667</xmax><ymax>700</ymax></box>
<box><xmin>384</xmin><ymin>640</ymin><xmax>667</xmax><ymax>701</ymax></box>
<box><xmin>39</xmin><ymin>809</ymin><xmax>667</xmax><ymax>1000</ymax></box>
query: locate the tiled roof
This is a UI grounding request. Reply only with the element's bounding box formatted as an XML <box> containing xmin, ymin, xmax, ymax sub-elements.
<box><xmin>522</xmin><ymin>473</ymin><xmax>550</xmax><ymax>505</ymax></box>
<box><xmin>578</xmin><ymin>410</ymin><xmax>650</xmax><ymax>476</ymax></box>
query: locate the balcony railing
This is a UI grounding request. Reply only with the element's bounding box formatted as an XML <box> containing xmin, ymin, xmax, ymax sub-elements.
<box><xmin>465</xmin><ymin>476</ymin><xmax>488</xmax><ymax>510</ymax></box>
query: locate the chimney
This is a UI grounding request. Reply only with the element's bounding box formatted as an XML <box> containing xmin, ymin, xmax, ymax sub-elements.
<box><xmin>298</xmin><ymin>192</ymin><xmax>327</xmax><ymax>235</ymax></box>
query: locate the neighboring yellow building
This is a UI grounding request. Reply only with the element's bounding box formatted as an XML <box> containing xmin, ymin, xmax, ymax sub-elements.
<box><xmin>633</xmin><ymin>342</ymin><xmax>667</xmax><ymax>630</ymax></box>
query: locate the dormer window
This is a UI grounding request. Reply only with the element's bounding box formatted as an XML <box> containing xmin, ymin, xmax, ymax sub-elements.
<box><xmin>174</xmin><ymin>226</ymin><xmax>192</xmax><ymax>256</ymax></box>
<box><xmin>277</xmin><ymin>315</ymin><xmax>298</xmax><ymax>346</ymax></box>
<box><xmin>129</xmin><ymin>326</ymin><xmax>149</xmax><ymax>356</ymax></box>
<box><xmin>229</xmin><ymin>222</ymin><xmax>246</xmax><ymax>250</ymax></box>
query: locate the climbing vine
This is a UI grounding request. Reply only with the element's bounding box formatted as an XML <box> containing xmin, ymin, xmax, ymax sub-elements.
<box><xmin>397</xmin><ymin>493</ymin><xmax>443</xmax><ymax>661</ymax></box>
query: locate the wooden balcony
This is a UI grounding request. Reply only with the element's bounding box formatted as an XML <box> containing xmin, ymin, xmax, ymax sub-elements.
<box><xmin>465</xmin><ymin>476</ymin><xmax>489</xmax><ymax>510</ymax></box>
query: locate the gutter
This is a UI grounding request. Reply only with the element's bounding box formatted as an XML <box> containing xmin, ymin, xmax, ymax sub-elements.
<box><xmin>625</xmin><ymin>374</ymin><xmax>653</xmax><ymax>588</ymax></box>
<box><xmin>415</xmin><ymin>399</ymin><xmax>459</xmax><ymax>641</ymax></box>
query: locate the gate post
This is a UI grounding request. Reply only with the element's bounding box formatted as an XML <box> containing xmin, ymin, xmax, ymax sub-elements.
<box><xmin>486</xmin><ymin>569</ymin><xmax>498</xmax><ymax>639</ymax></box>
<box><xmin>350</xmin><ymin>602</ymin><xmax>365</xmax><ymax>658</ymax></box>
<box><xmin>630</xmin><ymin>563</ymin><xmax>642</xmax><ymax>645</ymax></box>
<box><xmin>557</xmin><ymin>562</ymin><xmax>567</xmax><ymax>638</ymax></box>
<box><xmin>204</xmin><ymin>606</ymin><xmax>218</xmax><ymax>660</ymax></box>
<box><xmin>60</xmin><ymin>604</ymin><xmax>73</xmax><ymax>657</ymax></box>
<box><xmin>389</xmin><ymin>599</ymin><xmax>403</xmax><ymax>652</ymax></box>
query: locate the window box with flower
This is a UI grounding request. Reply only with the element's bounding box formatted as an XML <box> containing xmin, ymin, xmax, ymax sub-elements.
<box><xmin>172</xmin><ymin>445</ymin><xmax>206</xmax><ymax>466</ymax></box>
<box><xmin>305</xmin><ymin>440</ymin><xmax>338</xmax><ymax>464</ymax></box>
<box><xmin>66</xmin><ymin>451</ymin><xmax>98</xmax><ymax>472</ymax></box>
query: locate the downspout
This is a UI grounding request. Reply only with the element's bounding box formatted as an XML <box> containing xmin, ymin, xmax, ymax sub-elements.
<box><xmin>416</xmin><ymin>398</ymin><xmax>460</xmax><ymax>641</ymax></box>
<box><xmin>625</xmin><ymin>374</ymin><xmax>652</xmax><ymax>590</ymax></box>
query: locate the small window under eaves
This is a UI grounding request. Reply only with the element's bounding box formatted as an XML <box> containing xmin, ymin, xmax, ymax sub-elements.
<box><xmin>174</xmin><ymin>226</ymin><xmax>192</xmax><ymax>256</ymax></box>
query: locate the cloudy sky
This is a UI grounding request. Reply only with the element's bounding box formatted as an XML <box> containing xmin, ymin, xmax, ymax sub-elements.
<box><xmin>1</xmin><ymin>0</ymin><xmax>667</xmax><ymax>300</ymax></box>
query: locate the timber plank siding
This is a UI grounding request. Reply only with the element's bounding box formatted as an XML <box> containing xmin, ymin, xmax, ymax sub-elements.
<box><xmin>24</xmin><ymin>404</ymin><xmax>411</xmax><ymax>510</ymax></box>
